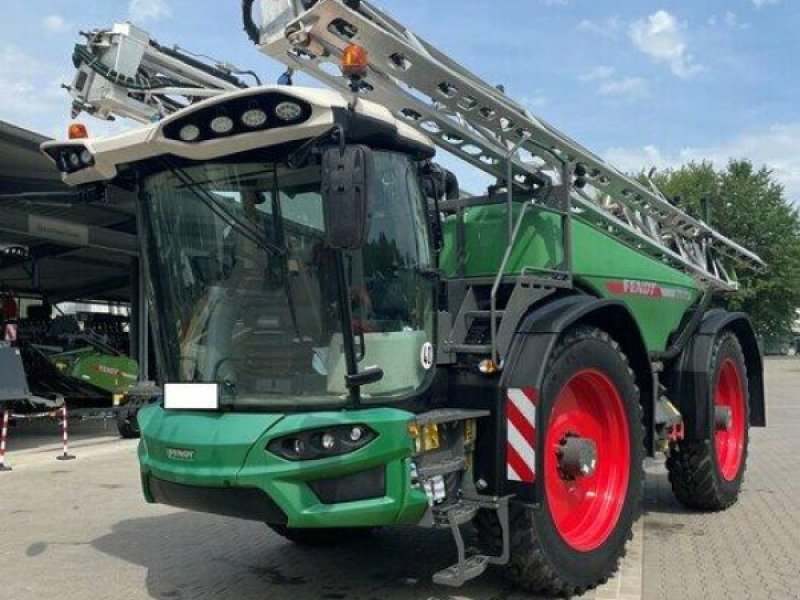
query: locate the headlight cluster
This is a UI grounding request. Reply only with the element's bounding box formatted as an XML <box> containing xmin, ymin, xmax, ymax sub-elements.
<box><xmin>267</xmin><ymin>424</ymin><xmax>377</xmax><ymax>461</ymax></box>
<box><xmin>163</xmin><ymin>92</ymin><xmax>312</xmax><ymax>144</ymax></box>
<box><xmin>46</xmin><ymin>145</ymin><xmax>95</xmax><ymax>174</ymax></box>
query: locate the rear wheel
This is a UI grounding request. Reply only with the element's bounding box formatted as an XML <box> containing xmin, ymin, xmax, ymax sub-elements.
<box><xmin>266</xmin><ymin>524</ymin><xmax>376</xmax><ymax>546</ymax></box>
<box><xmin>117</xmin><ymin>396</ymin><xmax>147</xmax><ymax>439</ymax></box>
<box><xmin>666</xmin><ymin>331</ymin><xmax>750</xmax><ymax>511</ymax></box>
<box><xmin>478</xmin><ymin>327</ymin><xmax>644</xmax><ymax>597</ymax></box>
<box><xmin>117</xmin><ymin>416</ymin><xmax>140</xmax><ymax>439</ymax></box>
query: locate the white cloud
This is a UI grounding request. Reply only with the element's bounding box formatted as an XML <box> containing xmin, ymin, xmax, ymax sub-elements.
<box><xmin>630</xmin><ymin>10</ymin><xmax>703</xmax><ymax>79</ymax></box>
<box><xmin>577</xmin><ymin>17</ymin><xmax>623</xmax><ymax>39</ymax></box>
<box><xmin>580</xmin><ymin>66</ymin><xmax>616</xmax><ymax>82</ymax></box>
<box><xmin>0</xmin><ymin>47</ymin><xmax>62</xmax><ymax>118</ymax></box>
<box><xmin>749</xmin><ymin>0</ymin><xmax>780</xmax><ymax>7</ymax></box>
<box><xmin>708</xmin><ymin>12</ymin><xmax>748</xmax><ymax>30</ymax></box>
<box><xmin>579</xmin><ymin>66</ymin><xmax>649</xmax><ymax>98</ymax></box>
<box><xmin>604</xmin><ymin>123</ymin><xmax>800</xmax><ymax>200</ymax></box>
<box><xmin>42</xmin><ymin>15</ymin><xmax>71</xmax><ymax>34</ymax></box>
<box><xmin>723</xmin><ymin>12</ymin><xmax>748</xmax><ymax>29</ymax></box>
<box><xmin>598</xmin><ymin>77</ymin><xmax>648</xmax><ymax>97</ymax></box>
<box><xmin>0</xmin><ymin>46</ymin><xmax>129</xmax><ymax>139</ymax></box>
<box><xmin>128</xmin><ymin>0</ymin><xmax>171</xmax><ymax>22</ymax></box>
<box><xmin>521</xmin><ymin>93</ymin><xmax>548</xmax><ymax>111</ymax></box>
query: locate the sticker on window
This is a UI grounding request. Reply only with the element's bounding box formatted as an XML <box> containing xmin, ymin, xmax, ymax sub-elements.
<box><xmin>420</xmin><ymin>342</ymin><xmax>434</xmax><ymax>370</ymax></box>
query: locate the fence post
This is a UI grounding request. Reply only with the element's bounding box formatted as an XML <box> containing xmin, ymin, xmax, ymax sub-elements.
<box><xmin>0</xmin><ymin>408</ymin><xmax>11</xmax><ymax>471</ymax></box>
<box><xmin>56</xmin><ymin>404</ymin><xmax>76</xmax><ymax>461</ymax></box>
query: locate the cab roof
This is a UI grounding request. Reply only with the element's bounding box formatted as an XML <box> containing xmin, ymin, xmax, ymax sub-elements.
<box><xmin>41</xmin><ymin>86</ymin><xmax>435</xmax><ymax>187</ymax></box>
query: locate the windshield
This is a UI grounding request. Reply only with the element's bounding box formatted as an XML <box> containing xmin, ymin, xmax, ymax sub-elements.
<box><xmin>141</xmin><ymin>152</ymin><xmax>435</xmax><ymax>409</ymax></box>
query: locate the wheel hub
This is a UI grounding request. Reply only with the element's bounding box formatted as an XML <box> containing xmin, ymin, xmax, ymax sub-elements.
<box><xmin>714</xmin><ymin>406</ymin><xmax>732</xmax><ymax>431</ymax></box>
<box><xmin>556</xmin><ymin>434</ymin><xmax>598</xmax><ymax>481</ymax></box>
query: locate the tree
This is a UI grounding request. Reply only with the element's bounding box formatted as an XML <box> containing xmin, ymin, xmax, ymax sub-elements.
<box><xmin>648</xmin><ymin>160</ymin><xmax>800</xmax><ymax>337</ymax></box>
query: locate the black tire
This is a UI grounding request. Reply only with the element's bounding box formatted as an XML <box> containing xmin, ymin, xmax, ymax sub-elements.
<box><xmin>266</xmin><ymin>524</ymin><xmax>376</xmax><ymax>546</ymax></box>
<box><xmin>117</xmin><ymin>398</ymin><xmax>143</xmax><ymax>439</ymax></box>
<box><xmin>476</xmin><ymin>326</ymin><xmax>644</xmax><ymax>597</ymax></box>
<box><xmin>666</xmin><ymin>331</ymin><xmax>750</xmax><ymax>511</ymax></box>
<box><xmin>117</xmin><ymin>416</ymin><xmax>140</xmax><ymax>439</ymax></box>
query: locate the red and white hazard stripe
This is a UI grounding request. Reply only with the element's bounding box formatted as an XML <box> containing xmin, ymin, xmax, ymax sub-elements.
<box><xmin>59</xmin><ymin>404</ymin><xmax>71</xmax><ymax>458</ymax></box>
<box><xmin>506</xmin><ymin>387</ymin><xmax>538</xmax><ymax>483</ymax></box>
<box><xmin>1</xmin><ymin>408</ymin><xmax>11</xmax><ymax>470</ymax></box>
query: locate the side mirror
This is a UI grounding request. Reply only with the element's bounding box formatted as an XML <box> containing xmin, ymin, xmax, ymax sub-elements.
<box><xmin>321</xmin><ymin>145</ymin><xmax>373</xmax><ymax>250</ymax></box>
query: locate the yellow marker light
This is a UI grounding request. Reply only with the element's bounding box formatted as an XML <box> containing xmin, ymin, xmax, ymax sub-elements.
<box><xmin>408</xmin><ymin>423</ymin><xmax>422</xmax><ymax>453</ymax></box>
<box><xmin>68</xmin><ymin>123</ymin><xmax>89</xmax><ymax>140</ymax></box>
<box><xmin>422</xmin><ymin>423</ymin><xmax>440</xmax><ymax>452</ymax></box>
<box><xmin>464</xmin><ymin>419</ymin><xmax>477</xmax><ymax>445</ymax></box>
<box><xmin>341</xmin><ymin>43</ymin><xmax>369</xmax><ymax>79</ymax></box>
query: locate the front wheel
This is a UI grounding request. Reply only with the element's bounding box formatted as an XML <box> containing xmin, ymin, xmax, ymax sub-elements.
<box><xmin>666</xmin><ymin>331</ymin><xmax>750</xmax><ymax>511</ymax></box>
<box><xmin>479</xmin><ymin>326</ymin><xmax>644</xmax><ymax>597</ymax></box>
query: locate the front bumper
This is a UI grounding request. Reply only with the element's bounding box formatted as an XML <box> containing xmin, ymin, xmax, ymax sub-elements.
<box><xmin>138</xmin><ymin>406</ymin><xmax>429</xmax><ymax>528</ymax></box>
<box><xmin>148</xmin><ymin>476</ymin><xmax>288</xmax><ymax>523</ymax></box>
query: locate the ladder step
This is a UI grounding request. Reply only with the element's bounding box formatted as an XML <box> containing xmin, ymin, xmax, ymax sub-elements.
<box><xmin>465</xmin><ymin>310</ymin><xmax>504</xmax><ymax>320</ymax></box>
<box><xmin>433</xmin><ymin>502</ymin><xmax>479</xmax><ymax>526</ymax></box>
<box><xmin>447</xmin><ymin>344</ymin><xmax>491</xmax><ymax>354</ymax></box>
<box><xmin>418</xmin><ymin>457</ymin><xmax>467</xmax><ymax>478</ymax></box>
<box><xmin>432</xmin><ymin>555</ymin><xmax>489</xmax><ymax>587</ymax></box>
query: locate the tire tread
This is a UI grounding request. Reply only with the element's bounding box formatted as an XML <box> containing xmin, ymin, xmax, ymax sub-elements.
<box><xmin>666</xmin><ymin>331</ymin><xmax>750</xmax><ymax>512</ymax></box>
<box><xmin>476</xmin><ymin>325</ymin><xmax>645</xmax><ymax>597</ymax></box>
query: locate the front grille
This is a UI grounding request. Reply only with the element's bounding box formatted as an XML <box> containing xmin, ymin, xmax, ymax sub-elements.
<box><xmin>308</xmin><ymin>466</ymin><xmax>386</xmax><ymax>504</ymax></box>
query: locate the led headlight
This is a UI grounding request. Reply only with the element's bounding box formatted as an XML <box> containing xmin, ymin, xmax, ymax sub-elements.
<box><xmin>274</xmin><ymin>101</ymin><xmax>303</xmax><ymax>122</ymax></box>
<box><xmin>179</xmin><ymin>124</ymin><xmax>201</xmax><ymax>142</ymax></box>
<box><xmin>210</xmin><ymin>115</ymin><xmax>234</xmax><ymax>134</ymax></box>
<box><xmin>56</xmin><ymin>154</ymin><xmax>70</xmax><ymax>172</ymax></box>
<box><xmin>68</xmin><ymin>152</ymin><xmax>81</xmax><ymax>168</ymax></box>
<box><xmin>241</xmin><ymin>108</ymin><xmax>267</xmax><ymax>128</ymax></box>
<box><xmin>268</xmin><ymin>425</ymin><xmax>377</xmax><ymax>461</ymax></box>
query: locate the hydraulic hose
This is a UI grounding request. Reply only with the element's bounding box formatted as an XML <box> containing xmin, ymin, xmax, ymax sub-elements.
<box><xmin>242</xmin><ymin>0</ymin><xmax>260</xmax><ymax>45</ymax></box>
<box><xmin>650</xmin><ymin>291</ymin><xmax>714</xmax><ymax>362</ymax></box>
<box><xmin>73</xmin><ymin>41</ymin><xmax>247</xmax><ymax>93</ymax></box>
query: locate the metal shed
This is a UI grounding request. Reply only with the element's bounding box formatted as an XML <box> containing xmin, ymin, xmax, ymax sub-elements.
<box><xmin>0</xmin><ymin>120</ymin><xmax>138</xmax><ymax>304</ymax></box>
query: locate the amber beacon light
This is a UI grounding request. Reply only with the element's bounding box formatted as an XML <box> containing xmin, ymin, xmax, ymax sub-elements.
<box><xmin>340</xmin><ymin>43</ymin><xmax>369</xmax><ymax>79</ymax></box>
<box><xmin>68</xmin><ymin>123</ymin><xmax>89</xmax><ymax>140</ymax></box>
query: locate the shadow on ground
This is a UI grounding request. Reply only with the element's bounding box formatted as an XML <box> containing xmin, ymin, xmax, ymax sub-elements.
<box><xmin>91</xmin><ymin>512</ymin><xmax>519</xmax><ymax>600</ymax></box>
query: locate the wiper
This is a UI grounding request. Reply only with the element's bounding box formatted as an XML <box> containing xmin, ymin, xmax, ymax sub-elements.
<box><xmin>267</xmin><ymin>166</ymin><xmax>304</xmax><ymax>343</ymax></box>
<box><xmin>161</xmin><ymin>158</ymin><xmax>286</xmax><ymax>258</ymax></box>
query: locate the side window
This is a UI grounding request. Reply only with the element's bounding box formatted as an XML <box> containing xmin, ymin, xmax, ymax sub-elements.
<box><xmin>279</xmin><ymin>191</ymin><xmax>325</xmax><ymax>232</ymax></box>
<box><xmin>405</xmin><ymin>164</ymin><xmax>433</xmax><ymax>268</ymax></box>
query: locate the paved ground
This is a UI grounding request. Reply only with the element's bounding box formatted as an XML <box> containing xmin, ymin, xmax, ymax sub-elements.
<box><xmin>0</xmin><ymin>359</ymin><xmax>798</xmax><ymax>600</ymax></box>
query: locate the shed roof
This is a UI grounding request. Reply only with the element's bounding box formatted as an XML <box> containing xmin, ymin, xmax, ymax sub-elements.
<box><xmin>0</xmin><ymin>121</ymin><xmax>136</xmax><ymax>304</ymax></box>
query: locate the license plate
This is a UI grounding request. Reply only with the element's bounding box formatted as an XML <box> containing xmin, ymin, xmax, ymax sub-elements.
<box><xmin>163</xmin><ymin>383</ymin><xmax>219</xmax><ymax>411</ymax></box>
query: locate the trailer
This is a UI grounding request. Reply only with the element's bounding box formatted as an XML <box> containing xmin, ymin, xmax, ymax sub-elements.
<box><xmin>42</xmin><ymin>2</ymin><xmax>766</xmax><ymax>595</ymax></box>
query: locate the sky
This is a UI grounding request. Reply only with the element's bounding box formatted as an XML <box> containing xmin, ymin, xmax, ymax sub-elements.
<box><xmin>1</xmin><ymin>0</ymin><xmax>799</xmax><ymax>201</ymax></box>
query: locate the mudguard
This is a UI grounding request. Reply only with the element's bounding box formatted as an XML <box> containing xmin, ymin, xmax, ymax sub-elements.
<box><xmin>495</xmin><ymin>295</ymin><xmax>653</xmax><ymax>500</ymax></box>
<box><xmin>669</xmin><ymin>310</ymin><xmax>765</xmax><ymax>442</ymax></box>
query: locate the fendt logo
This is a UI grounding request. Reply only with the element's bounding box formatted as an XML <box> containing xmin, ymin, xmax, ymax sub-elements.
<box><xmin>605</xmin><ymin>279</ymin><xmax>694</xmax><ymax>300</ymax></box>
<box><xmin>167</xmin><ymin>448</ymin><xmax>195</xmax><ymax>461</ymax></box>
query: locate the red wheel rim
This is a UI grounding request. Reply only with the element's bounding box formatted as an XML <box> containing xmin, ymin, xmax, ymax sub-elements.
<box><xmin>714</xmin><ymin>359</ymin><xmax>746</xmax><ymax>481</ymax></box>
<box><xmin>544</xmin><ymin>369</ymin><xmax>630</xmax><ymax>552</ymax></box>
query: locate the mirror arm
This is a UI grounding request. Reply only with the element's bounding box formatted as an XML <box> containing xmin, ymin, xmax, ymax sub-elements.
<box><xmin>287</xmin><ymin>125</ymin><xmax>346</xmax><ymax>169</ymax></box>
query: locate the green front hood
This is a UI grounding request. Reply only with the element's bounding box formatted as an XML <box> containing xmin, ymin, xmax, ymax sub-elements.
<box><xmin>137</xmin><ymin>405</ymin><xmax>430</xmax><ymax>528</ymax></box>
<box><xmin>137</xmin><ymin>407</ymin><xmax>284</xmax><ymax>486</ymax></box>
